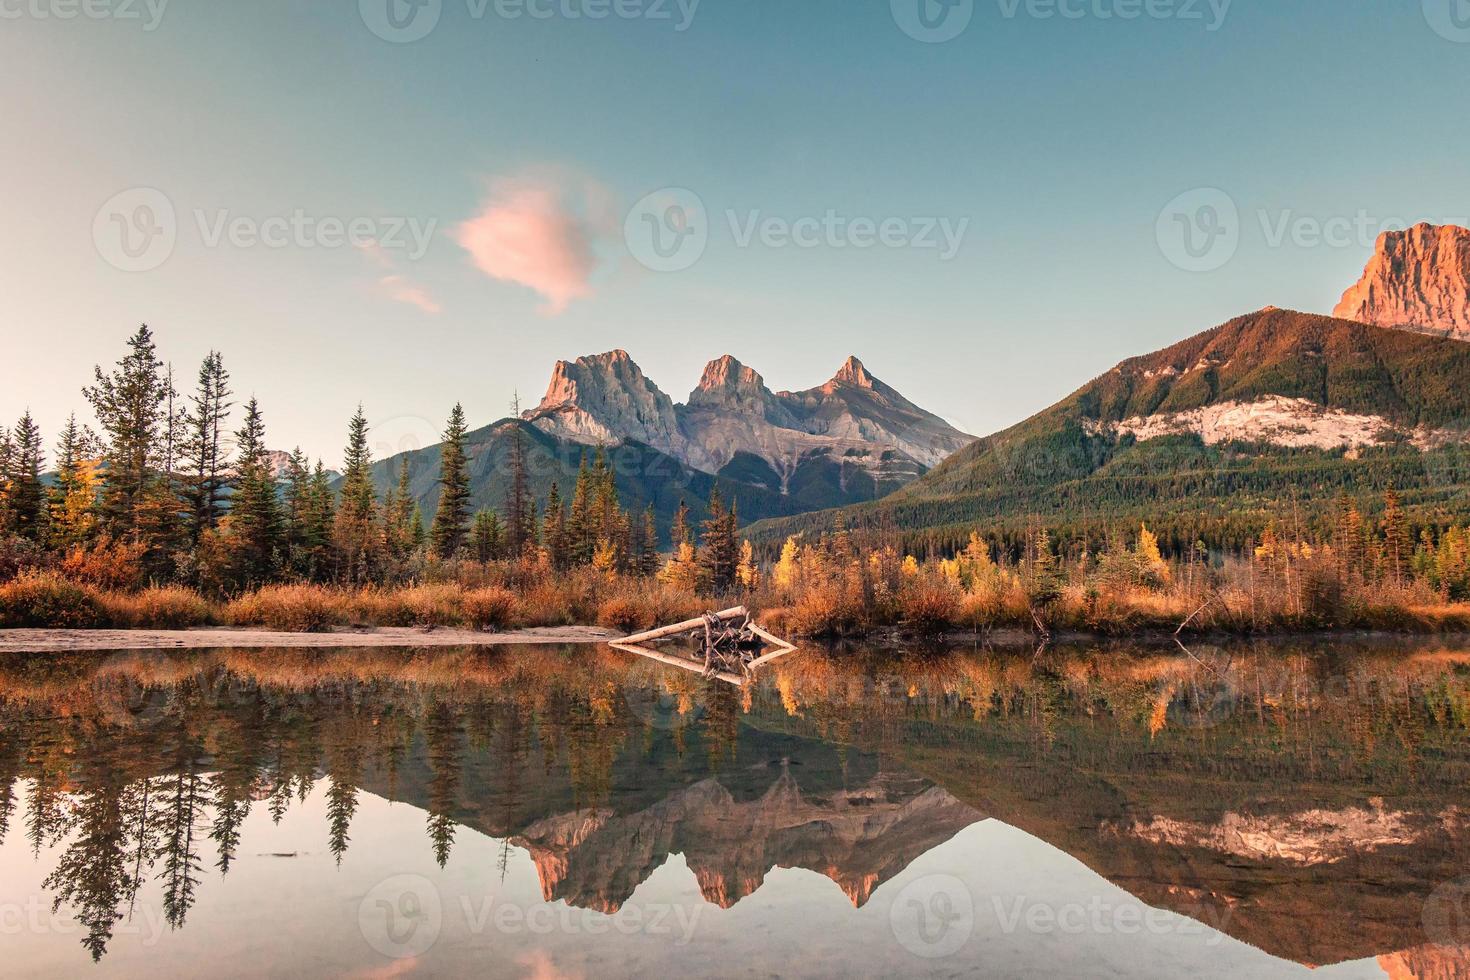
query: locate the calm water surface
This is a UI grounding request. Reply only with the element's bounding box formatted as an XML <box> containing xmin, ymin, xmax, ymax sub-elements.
<box><xmin>2</xmin><ymin>639</ymin><xmax>1469</xmax><ymax>978</ymax></box>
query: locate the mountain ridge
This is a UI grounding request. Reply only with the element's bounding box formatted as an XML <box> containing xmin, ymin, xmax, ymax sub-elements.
<box><xmin>747</xmin><ymin>308</ymin><xmax>1470</xmax><ymax>552</ymax></box>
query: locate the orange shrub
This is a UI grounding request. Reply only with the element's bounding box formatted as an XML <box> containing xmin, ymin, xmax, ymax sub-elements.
<box><xmin>0</xmin><ymin>572</ymin><xmax>106</xmax><ymax>628</ymax></box>
<box><xmin>59</xmin><ymin>536</ymin><xmax>147</xmax><ymax>591</ymax></box>
<box><xmin>597</xmin><ymin>594</ymin><xmax>656</xmax><ymax>632</ymax></box>
<box><xmin>900</xmin><ymin>573</ymin><xmax>962</xmax><ymax>634</ymax></box>
<box><xmin>102</xmin><ymin>586</ymin><xmax>217</xmax><ymax>628</ymax></box>
<box><xmin>463</xmin><ymin>587</ymin><xmax>520</xmax><ymax>631</ymax></box>
<box><xmin>227</xmin><ymin>585</ymin><xmax>351</xmax><ymax>632</ymax></box>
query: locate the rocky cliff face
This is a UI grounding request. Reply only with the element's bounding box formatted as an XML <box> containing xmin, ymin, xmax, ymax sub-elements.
<box><xmin>525</xmin><ymin>350</ymin><xmax>689</xmax><ymax>459</ymax></box>
<box><xmin>1334</xmin><ymin>223</ymin><xmax>1470</xmax><ymax>341</ymax></box>
<box><xmin>524</xmin><ymin>350</ymin><xmax>974</xmax><ymax>498</ymax></box>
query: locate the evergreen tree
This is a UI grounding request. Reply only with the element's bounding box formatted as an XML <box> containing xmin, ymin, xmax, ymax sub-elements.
<box><xmin>639</xmin><ymin>505</ymin><xmax>661</xmax><ymax>577</ymax></box>
<box><xmin>228</xmin><ymin>398</ymin><xmax>282</xmax><ymax>585</ymax></box>
<box><xmin>1381</xmin><ymin>486</ymin><xmax>1411</xmax><ymax>586</ymax></box>
<box><xmin>82</xmin><ymin>325</ymin><xmax>173</xmax><ymax>541</ymax></box>
<box><xmin>179</xmin><ymin>352</ymin><xmax>233</xmax><ymax>542</ymax></box>
<box><xmin>504</xmin><ymin>413</ymin><xmax>534</xmax><ymax>558</ymax></box>
<box><xmin>471</xmin><ymin>509</ymin><xmax>503</xmax><ymax>562</ymax></box>
<box><xmin>567</xmin><ymin>454</ymin><xmax>594</xmax><ymax>566</ymax></box>
<box><xmin>698</xmin><ymin>486</ymin><xmax>740</xmax><ymax>594</ymax></box>
<box><xmin>670</xmin><ymin>499</ymin><xmax>692</xmax><ymax>550</ymax></box>
<box><xmin>282</xmin><ymin>449</ymin><xmax>314</xmax><ymax>577</ymax></box>
<box><xmin>7</xmin><ymin>411</ymin><xmax>48</xmax><ymax>542</ymax></box>
<box><xmin>333</xmin><ymin>406</ymin><xmax>381</xmax><ymax>583</ymax></box>
<box><xmin>49</xmin><ymin>415</ymin><xmax>101</xmax><ymax>547</ymax></box>
<box><xmin>542</xmin><ymin>482</ymin><xmax>568</xmax><ymax>569</ymax></box>
<box><xmin>384</xmin><ymin>456</ymin><xmax>416</xmax><ymax>562</ymax></box>
<box><xmin>430</xmin><ymin>404</ymin><xmax>472</xmax><ymax>559</ymax></box>
<box><xmin>0</xmin><ymin>426</ymin><xmax>13</xmax><ymax>536</ymax></box>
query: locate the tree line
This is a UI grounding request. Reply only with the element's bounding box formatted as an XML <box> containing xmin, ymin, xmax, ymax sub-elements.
<box><xmin>0</xmin><ymin>325</ymin><xmax>751</xmax><ymax>595</ymax></box>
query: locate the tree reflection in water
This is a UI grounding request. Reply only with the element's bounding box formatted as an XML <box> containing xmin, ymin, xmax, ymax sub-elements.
<box><xmin>1</xmin><ymin>639</ymin><xmax>1468</xmax><ymax>968</ymax></box>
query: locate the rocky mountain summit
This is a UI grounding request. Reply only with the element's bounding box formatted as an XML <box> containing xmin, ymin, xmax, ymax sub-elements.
<box><xmin>1334</xmin><ymin>223</ymin><xmax>1470</xmax><ymax>341</ymax></box>
<box><xmin>524</xmin><ymin>350</ymin><xmax>973</xmax><ymax>497</ymax></box>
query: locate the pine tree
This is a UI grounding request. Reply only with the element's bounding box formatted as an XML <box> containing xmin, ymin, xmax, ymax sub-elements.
<box><xmin>227</xmin><ymin>398</ymin><xmax>282</xmax><ymax>585</ymax></box>
<box><xmin>180</xmin><ymin>352</ymin><xmax>233</xmax><ymax>542</ymax></box>
<box><xmin>567</xmin><ymin>455</ymin><xmax>594</xmax><ymax>566</ymax></box>
<box><xmin>670</xmin><ymin>499</ymin><xmax>691</xmax><ymax>551</ymax></box>
<box><xmin>333</xmin><ymin>406</ymin><xmax>381</xmax><ymax>584</ymax></box>
<box><xmin>430</xmin><ymin>404</ymin><xmax>472</xmax><ymax>559</ymax></box>
<box><xmin>282</xmin><ymin>449</ymin><xmax>314</xmax><ymax>577</ymax></box>
<box><xmin>639</xmin><ymin>505</ymin><xmax>660</xmax><ymax>577</ymax></box>
<box><xmin>7</xmin><ymin>412</ymin><xmax>48</xmax><ymax>542</ymax></box>
<box><xmin>0</xmin><ymin>427</ymin><xmax>13</xmax><ymax>536</ymax></box>
<box><xmin>83</xmin><ymin>325</ymin><xmax>173</xmax><ymax>541</ymax></box>
<box><xmin>542</xmin><ymin>482</ymin><xmax>568</xmax><ymax>569</ymax></box>
<box><xmin>49</xmin><ymin>415</ymin><xmax>101</xmax><ymax>548</ymax></box>
<box><xmin>1381</xmin><ymin>486</ymin><xmax>1411</xmax><ymax>587</ymax></box>
<box><xmin>471</xmin><ymin>509</ymin><xmax>503</xmax><ymax>562</ymax></box>
<box><xmin>504</xmin><ymin>400</ymin><xmax>535</xmax><ymax>558</ymax></box>
<box><xmin>698</xmin><ymin>486</ymin><xmax>740</xmax><ymax>594</ymax></box>
<box><xmin>384</xmin><ymin>456</ymin><xmax>416</xmax><ymax>561</ymax></box>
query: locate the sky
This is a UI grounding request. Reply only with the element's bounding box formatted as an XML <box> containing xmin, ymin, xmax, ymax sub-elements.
<box><xmin>4</xmin><ymin>0</ymin><xmax>1469</xmax><ymax>467</ymax></box>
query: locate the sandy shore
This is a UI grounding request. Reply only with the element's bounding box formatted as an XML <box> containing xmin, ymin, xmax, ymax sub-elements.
<box><xmin>0</xmin><ymin>625</ymin><xmax>624</xmax><ymax>653</ymax></box>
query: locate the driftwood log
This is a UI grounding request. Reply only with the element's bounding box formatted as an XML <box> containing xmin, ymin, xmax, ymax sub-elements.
<box><xmin>609</xmin><ymin>606</ymin><xmax>798</xmax><ymax>686</ymax></box>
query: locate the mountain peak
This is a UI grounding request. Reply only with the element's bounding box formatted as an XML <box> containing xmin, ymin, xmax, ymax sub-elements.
<box><xmin>696</xmin><ymin>354</ymin><xmax>764</xmax><ymax>392</ymax></box>
<box><xmin>1333</xmin><ymin>222</ymin><xmax>1470</xmax><ymax>341</ymax></box>
<box><xmin>829</xmin><ymin>356</ymin><xmax>875</xmax><ymax>390</ymax></box>
<box><xmin>525</xmin><ymin>349</ymin><xmax>686</xmax><ymax>456</ymax></box>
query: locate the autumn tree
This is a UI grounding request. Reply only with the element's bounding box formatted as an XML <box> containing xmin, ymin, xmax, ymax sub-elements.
<box><xmin>48</xmin><ymin>415</ymin><xmax>102</xmax><ymax>547</ymax></box>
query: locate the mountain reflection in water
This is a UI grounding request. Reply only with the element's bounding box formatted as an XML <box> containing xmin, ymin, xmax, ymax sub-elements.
<box><xmin>1</xmin><ymin>640</ymin><xmax>1468</xmax><ymax>978</ymax></box>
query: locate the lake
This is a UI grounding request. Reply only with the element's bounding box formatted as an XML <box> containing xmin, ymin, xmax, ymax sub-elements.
<box><xmin>1</xmin><ymin>639</ymin><xmax>1468</xmax><ymax>978</ymax></box>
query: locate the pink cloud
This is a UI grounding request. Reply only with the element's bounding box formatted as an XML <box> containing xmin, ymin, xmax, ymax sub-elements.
<box><xmin>379</xmin><ymin>274</ymin><xmax>442</xmax><ymax>314</ymax></box>
<box><xmin>454</xmin><ymin>175</ymin><xmax>608</xmax><ymax>315</ymax></box>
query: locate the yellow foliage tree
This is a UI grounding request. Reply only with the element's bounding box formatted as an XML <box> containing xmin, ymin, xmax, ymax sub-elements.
<box><xmin>772</xmin><ymin>536</ymin><xmax>802</xmax><ymax>594</ymax></box>
<box><xmin>659</xmin><ymin>541</ymin><xmax>699</xmax><ymax>591</ymax></box>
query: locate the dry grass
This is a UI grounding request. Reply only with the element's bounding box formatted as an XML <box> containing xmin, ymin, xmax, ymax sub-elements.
<box><xmin>101</xmin><ymin>586</ymin><xmax>217</xmax><ymax>628</ymax></box>
<box><xmin>225</xmin><ymin>584</ymin><xmax>352</xmax><ymax>633</ymax></box>
<box><xmin>463</xmin><ymin>587</ymin><xmax>521</xmax><ymax>631</ymax></box>
<box><xmin>0</xmin><ymin>572</ymin><xmax>106</xmax><ymax>628</ymax></box>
